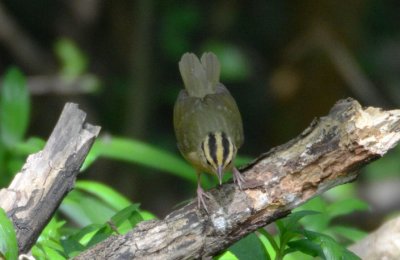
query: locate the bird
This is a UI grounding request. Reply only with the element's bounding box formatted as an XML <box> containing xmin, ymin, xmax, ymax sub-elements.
<box><xmin>174</xmin><ymin>52</ymin><xmax>245</xmax><ymax>212</ymax></box>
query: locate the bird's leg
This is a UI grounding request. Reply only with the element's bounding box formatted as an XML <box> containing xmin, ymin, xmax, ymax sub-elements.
<box><xmin>196</xmin><ymin>171</ymin><xmax>211</xmax><ymax>212</ymax></box>
<box><xmin>232</xmin><ymin>167</ymin><xmax>245</xmax><ymax>190</ymax></box>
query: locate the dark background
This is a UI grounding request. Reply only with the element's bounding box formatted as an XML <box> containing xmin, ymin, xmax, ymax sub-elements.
<box><xmin>1</xmin><ymin>0</ymin><xmax>400</xmax><ymax>227</ymax></box>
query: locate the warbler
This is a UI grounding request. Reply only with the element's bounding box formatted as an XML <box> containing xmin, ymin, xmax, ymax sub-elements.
<box><xmin>174</xmin><ymin>52</ymin><xmax>245</xmax><ymax>211</ymax></box>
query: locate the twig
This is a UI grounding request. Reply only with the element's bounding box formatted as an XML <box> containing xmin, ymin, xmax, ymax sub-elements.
<box><xmin>75</xmin><ymin>98</ymin><xmax>400</xmax><ymax>259</ymax></box>
<box><xmin>0</xmin><ymin>103</ymin><xmax>100</xmax><ymax>253</ymax></box>
<box><xmin>26</xmin><ymin>74</ymin><xmax>99</xmax><ymax>95</ymax></box>
<box><xmin>0</xmin><ymin>2</ymin><xmax>56</xmax><ymax>73</ymax></box>
<box><xmin>313</xmin><ymin>26</ymin><xmax>387</xmax><ymax>106</ymax></box>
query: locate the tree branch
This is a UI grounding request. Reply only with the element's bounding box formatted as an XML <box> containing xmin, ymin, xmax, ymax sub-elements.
<box><xmin>75</xmin><ymin>98</ymin><xmax>400</xmax><ymax>259</ymax></box>
<box><xmin>26</xmin><ymin>74</ymin><xmax>99</xmax><ymax>95</ymax></box>
<box><xmin>0</xmin><ymin>1</ymin><xmax>56</xmax><ymax>73</ymax></box>
<box><xmin>0</xmin><ymin>103</ymin><xmax>100</xmax><ymax>253</ymax></box>
<box><xmin>349</xmin><ymin>215</ymin><xmax>400</xmax><ymax>259</ymax></box>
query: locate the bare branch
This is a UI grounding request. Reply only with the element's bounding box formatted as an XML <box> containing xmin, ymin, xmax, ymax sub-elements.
<box><xmin>0</xmin><ymin>2</ymin><xmax>56</xmax><ymax>73</ymax></box>
<box><xmin>0</xmin><ymin>103</ymin><xmax>100</xmax><ymax>253</ymax></box>
<box><xmin>75</xmin><ymin>98</ymin><xmax>400</xmax><ymax>259</ymax></box>
<box><xmin>349</xmin><ymin>216</ymin><xmax>400</xmax><ymax>259</ymax></box>
<box><xmin>26</xmin><ymin>74</ymin><xmax>99</xmax><ymax>95</ymax></box>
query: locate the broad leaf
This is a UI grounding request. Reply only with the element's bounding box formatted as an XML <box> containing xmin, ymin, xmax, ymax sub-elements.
<box><xmin>0</xmin><ymin>207</ymin><xmax>18</xmax><ymax>260</ymax></box>
<box><xmin>0</xmin><ymin>67</ymin><xmax>29</xmax><ymax>147</ymax></box>
<box><xmin>330</xmin><ymin>225</ymin><xmax>367</xmax><ymax>242</ymax></box>
<box><xmin>81</xmin><ymin>137</ymin><xmax>196</xmax><ymax>183</ymax></box>
<box><xmin>299</xmin><ymin>230</ymin><xmax>360</xmax><ymax>260</ymax></box>
<box><xmin>55</xmin><ymin>38</ymin><xmax>87</xmax><ymax>79</ymax></box>
<box><xmin>75</xmin><ymin>181</ymin><xmax>131</xmax><ymax>210</ymax></box>
<box><xmin>229</xmin><ymin>233</ymin><xmax>270</xmax><ymax>260</ymax></box>
<box><xmin>280</xmin><ymin>210</ymin><xmax>319</xmax><ymax>232</ymax></box>
<box><xmin>60</xmin><ymin>190</ymin><xmax>116</xmax><ymax>226</ymax></box>
<box><xmin>326</xmin><ymin>199</ymin><xmax>369</xmax><ymax>219</ymax></box>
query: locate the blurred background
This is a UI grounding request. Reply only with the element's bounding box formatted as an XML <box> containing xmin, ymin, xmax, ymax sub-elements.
<box><xmin>1</xmin><ymin>0</ymin><xmax>400</xmax><ymax>231</ymax></box>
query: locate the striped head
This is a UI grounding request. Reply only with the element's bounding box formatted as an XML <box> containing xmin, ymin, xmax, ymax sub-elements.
<box><xmin>200</xmin><ymin>132</ymin><xmax>237</xmax><ymax>185</ymax></box>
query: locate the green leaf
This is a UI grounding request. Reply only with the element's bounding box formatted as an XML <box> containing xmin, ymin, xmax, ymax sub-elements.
<box><xmin>31</xmin><ymin>245</ymin><xmax>46</xmax><ymax>260</ymax></box>
<box><xmin>66</xmin><ymin>223</ymin><xmax>103</xmax><ymax>246</ymax></box>
<box><xmin>6</xmin><ymin>157</ymin><xmax>24</xmax><ymax>176</ymax></box>
<box><xmin>77</xmin><ymin>206</ymin><xmax>143</xmax><ymax>249</ymax></box>
<box><xmin>37</xmin><ymin>239</ymin><xmax>65</xmax><ymax>255</ymax></box>
<box><xmin>139</xmin><ymin>210</ymin><xmax>157</xmax><ymax>221</ymax></box>
<box><xmin>60</xmin><ymin>190</ymin><xmax>116</xmax><ymax>226</ymax></box>
<box><xmin>363</xmin><ymin>146</ymin><xmax>400</xmax><ymax>180</ymax></box>
<box><xmin>13</xmin><ymin>137</ymin><xmax>45</xmax><ymax>155</ymax></box>
<box><xmin>0</xmin><ymin>144</ymin><xmax>6</xmax><ymax>181</ymax></box>
<box><xmin>330</xmin><ymin>225</ymin><xmax>367</xmax><ymax>242</ymax></box>
<box><xmin>299</xmin><ymin>230</ymin><xmax>360</xmax><ymax>260</ymax></box>
<box><xmin>110</xmin><ymin>204</ymin><xmax>140</xmax><ymax>224</ymax></box>
<box><xmin>82</xmin><ymin>137</ymin><xmax>196</xmax><ymax>183</ymax></box>
<box><xmin>160</xmin><ymin>5</ymin><xmax>200</xmax><ymax>59</ymax></box>
<box><xmin>38</xmin><ymin>245</ymin><xmax>66</xmax><ymax>260</ymax></box>
<box><xmin>110</xmin><ymin>204</ymin><xmax>143</xmax><ymax>234</ymax></box>
<box><xmin>216</xmin><ymin>251</ymin><xmax>238</xmax><ymax>260</ymax></box>
<box><xmin>280</xmin><ymin>210</ymin><xmax>319</xmax><ymax>232</ymax></box>
<box><xmin>235</xmin><ymin>155</ymin><xmax>253</xmax><ymax>167</ymax></box>
<box><xmin>296</xmin><ymin>197</ymin><xmax>330</xmax><ymax>231</ymax></box>
<box><xmin>75</xmin><ymin>181</ymin><xmax>132</xmax><ymax>210</ymax></box>
<box><xmin>327</xmin><ymin>199</ymin><xmax>369</xmax><ymax>219</ymax></box>
<box><xmin>325</xmin><ymin>183</ymin><xmax>358</xmax><ymax>201</ymax></box>
<box><xmin>32</xmin><ymin>216</ymin><xmax>67</xmax><ymax>259</ymax></box>
<box><xmin>0</xmin><ymin>207</ymin><xmax>18</xmax><ymax>260</ymax></box>
<box><xmin>86</xmin><ymin>225</ymin><xmax>113</xmax><ymax>248</ymax></box>
<box><xmin>54</xmin><ymin>38</ymin><xmax>88</xmax><ymax>79</ymax></box>
<box><xmin>296</xmin><ymin>196</ymin><xmax>327</xmax><ymax>213</ymax></box>
<box><xmin>275</xmin><ymin>220</ymin><xmax>286</xmax><ymax>237</ymax></box>
<box><xmin>60</xmin><ymin>238</ymin><xmax>85</xmax><ymax>257</ymax></box>
<box><xmin>36</xmin><ymin>216</ymin><xmax>65</xmax><ymax>242</ymax></box>
<box><xmin>274</xmin><ymin>210</ymin><xmax>321</xmax><ymax>258</ymax></box>
<box><xmin>0</xmin><ymin>67</ymin><xmax>29</xmax><ymax>148</ymax></box>
<box><xmin>287</xmin><ymin>239</ymin><xmax>320</xmax><ymax>257</ymax></box>
<box><xmin>229</xmin><ymin>233</ymin><xmax>269</xmax><ymax>260</ymax></box>
<box><xmin>257</xmin><ymin>228</ymin><xmax>279</xmax><ymax>253</ymax></box>
<box><xmin>201</xmin><ymin>41</ymin><xmax>250</xmax><ymax>82</ymax></box>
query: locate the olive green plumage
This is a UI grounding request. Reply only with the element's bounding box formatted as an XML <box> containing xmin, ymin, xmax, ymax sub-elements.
<box><xmin>174</xmin><ymin>52</ymin><xmax>245</xmax><ymax>211</ymax></box>
<box><xmin>174</xmin><ymin>52</ymin><xmax>244</xmax><ymax>174</ymax></box>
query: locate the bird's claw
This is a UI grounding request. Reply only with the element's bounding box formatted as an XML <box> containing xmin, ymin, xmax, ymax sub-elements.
<box><xmin>232</xmin><ymin>167</ymin><xmax>245</xmax><ymax>190</ymax></box>
<box><xmin>197</xmin><ymin>185</ymin><xmax>212</xmax><ymax>213</ymax></box>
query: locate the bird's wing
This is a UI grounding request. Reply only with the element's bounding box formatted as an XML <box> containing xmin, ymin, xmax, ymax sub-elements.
<box><xmin>210</xmin><ymin>84</ymin><xmax>244</xmax><ymax>148</ymax></box>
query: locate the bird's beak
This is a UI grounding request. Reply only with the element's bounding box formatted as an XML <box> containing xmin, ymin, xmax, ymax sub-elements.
<box><xmin>217</xmin><ymin>166</ymin><xmax>223</xmax><ymax>185</ymax></box>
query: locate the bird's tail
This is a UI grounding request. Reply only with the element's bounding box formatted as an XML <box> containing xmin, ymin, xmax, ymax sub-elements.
<box><xmin>179</xmin><ymin>52</ymin><xmax>221</xmax><ymax>98</ymax></box>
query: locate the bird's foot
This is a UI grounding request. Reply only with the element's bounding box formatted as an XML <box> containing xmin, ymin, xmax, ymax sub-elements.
<box><xmin>232</xmin><ymin>167</ymin><xmax>245</xmax><ymax>190</ymax></box>
<box><xmin>197</xmin><ymin>185</ymin><xmax>212</xmax><ymax>213</ymax></box>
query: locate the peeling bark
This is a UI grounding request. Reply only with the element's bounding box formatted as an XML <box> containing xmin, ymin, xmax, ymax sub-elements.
<box><xmin>0</xmin><ymin>103</ymin><xmax>100</xmax><ymax>253</ymax></box>
<box><xmin>75</xmin><ymin>98</ymin><xmax>400</xmax><ymax>259</ymax></box>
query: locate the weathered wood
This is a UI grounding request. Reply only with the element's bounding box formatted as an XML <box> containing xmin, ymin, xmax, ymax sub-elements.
<box><xmin>0</xmin><ymin>103</ymin><xmax>100</xmax><ymax>253</ymax></box>
<box><xmin>349</xmin><ymin>216</ymin><xmax>400</xmax><ymax>259</ymax></box>
<box><xmin>76</xmin><ymin>98</ymin><xmax>400</xmax><ymax>259</ymax></box>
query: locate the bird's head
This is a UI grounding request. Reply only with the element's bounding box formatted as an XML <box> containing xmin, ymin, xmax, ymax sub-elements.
<box><xmin>200</xmin><ymin>131</ymin><xmax>236</xmax><ymax>185</ymax></box>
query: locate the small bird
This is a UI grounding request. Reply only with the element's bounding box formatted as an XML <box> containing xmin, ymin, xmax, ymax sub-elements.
<box><xmin>174</xmin><ymin>52</ymin><xmax>245</xmax><ymax>211</ymax></box>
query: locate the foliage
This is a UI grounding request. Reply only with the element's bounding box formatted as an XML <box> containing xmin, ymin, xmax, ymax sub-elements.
<box><xmin>0</xmin><ymin>68</ymin><xmax>31</xmax><ymax>186</ymax></box>
<box><xmin>31</xmin><ymin>182</ymin><xmax>155</xmax><ymax>259</ymax></box>
<box><xmin>0</xmin><ymin>207</ymin><xmax>18</xmax><ymax>260</ymax></box>
<box><xmin>82</xmin><ymin>136</ymin><xmax>197</xmax><ymax>183</ymax></box>
<box><xmin>0</xmin><ymin>67</ymin><xmax>375</xmax><ymax>259</ymax></box>
<box><xmin>54</xmin><ymin>38</ymin><xmax>88</xmax><ymax>80</ymax></box>
<box><xmin>1</xmin><ymin>0</ymin><xmax>400</xmax><ymax>257</ymax></box>
<box><xmin>218</xmin><ymin>194</ymin><xmax>367</xmax><ymax>260</ymax></box>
